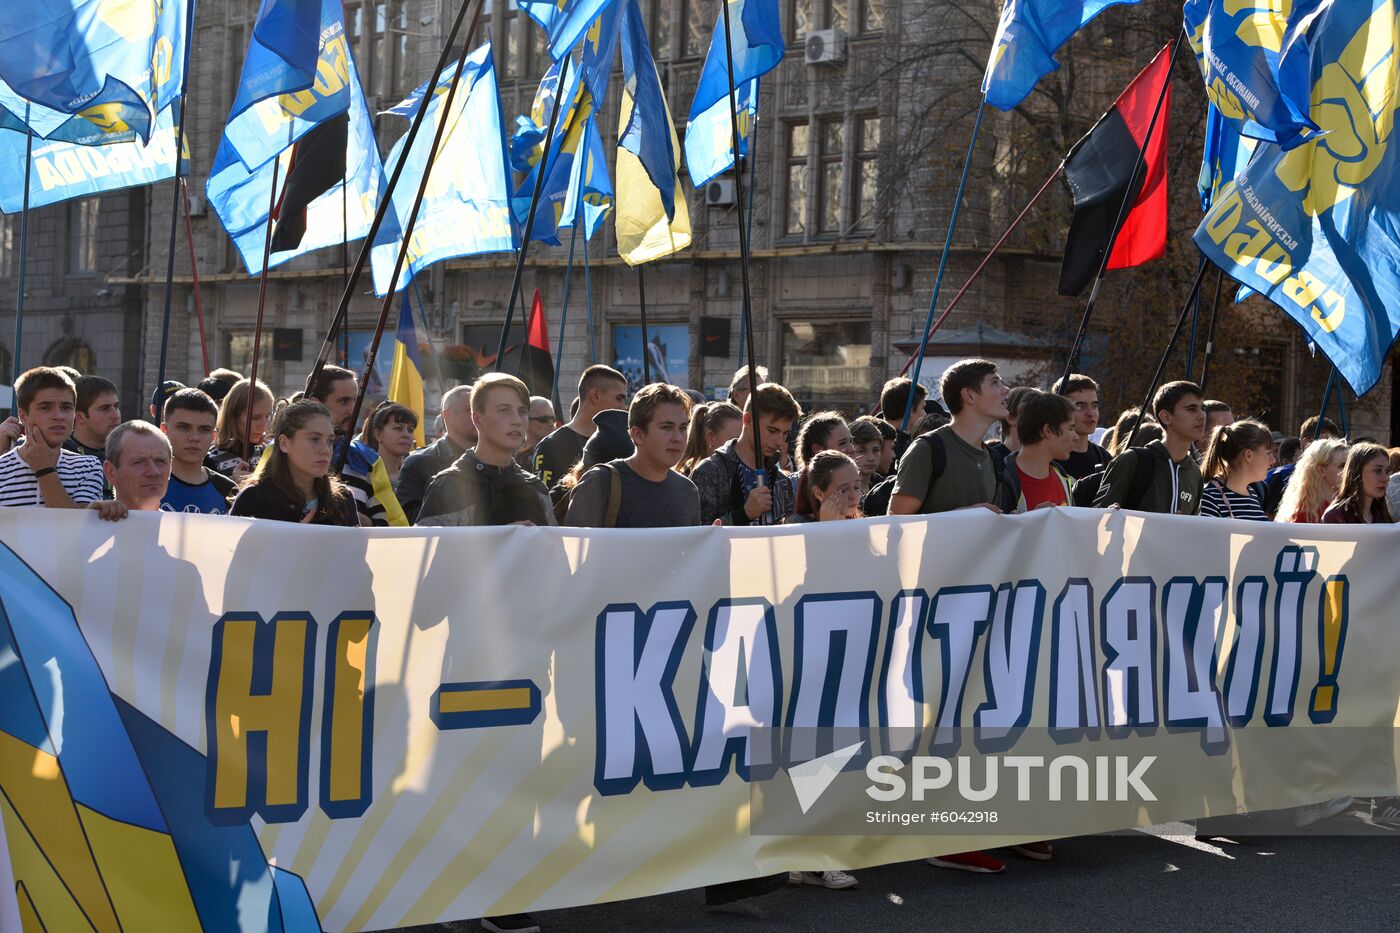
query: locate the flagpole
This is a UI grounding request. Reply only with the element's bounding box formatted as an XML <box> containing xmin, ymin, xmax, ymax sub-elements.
<box><xmin>719</xmin><ymin>0</ymin><xmax>764</xmax><ymax>474</ymax></box>
<box><xmin>901</xmin><ymin>94</ymin><xmax>986</xmax><ymax>432</ymax></box>
<box><xmin>897</xmin><ymin>161</ymin><xmax>1063</xmax><ymax>377</ymax></box>
<box><xmin>1059</xmin><ymin>31</ymin><xmax>1183</xmax><ymax>389</ymax></box>
<box><xmin>341</xmin><ymin>165</ymin><xmax>350</xmax><ymax>367</ymax></box>
<box><xmin>739</xmin><ymin>104</ymin><xmax>759</xmax><ymax>368</ymax></box>
<box><xmin>307</xmin><ymin>0</ymin><xmax>485</xmax><ymax>396</ymax></box>
<box><xmin>409</xmin><ymin>276</ymin><xmax>448</xmax><ymax>402</ymax></box>
<box><xmin>336</xmin><ymin>32</ymin><xmax>481</xmax><ymax>475</ymax></box>
<box><xmin>180</xmin><ymin>178</ymin><xmax>211</xmax><ymax>375</ymax></box>
<box><xmin>1313</xmin><ymin>367</ymin><xmax>1337</xmax><ymax>441</ymax></box>
<box><xmin>1337</xmin><ymin>377</ymin><xmax>1349</xmax><ymax>438</ymax></box>
<box><xmin>12</xmin><ymin>106</ymin><xmax>32</xmax><ymax>386</ymax></box>
<box><xmin>553</xmin><ymin>196</ymin><xmax>581</xmax><ymax>415</ymax></box>
<box><xmin>242</xmin><ymin>157</ymin><xmax>283</xmax><ymax>465</ymax></box>
<box><xmin>155</xmin><ymin>0</ymin><xmax>199</xmax><ymax>400</ymax></box>
<box><xmin>1183</xmin><ymin>253</ymin><xmax>1206</xmax><ymax>379</ymax></box>
<box><xmin>1122</xmin><ymin>255</ymin><xmax>1209</xmax><ymax>449</ymax></box>
<box><xmin>583</xmin><ymin>229</ymin><xmax>596</xmax><ymax>363</ymax></box>
<box><xmin>494</xmin><ymin>55</ymin><xmax>573</xmax><ymax>373</ymax></box>
<box><xmin>637</xmin><ymin>263</ymin><xmax>652</xmax><ymax>385</ymax></box>
<box><xmin>1197</xmin><ymin>267</ymin><xmax>1225</xmax><ymax>396</ymax></box>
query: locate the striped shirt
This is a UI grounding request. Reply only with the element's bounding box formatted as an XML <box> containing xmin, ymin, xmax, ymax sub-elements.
<box><xmin>1200</xmin><ymin>481</ymin><xmax>1269</xmax><ymax>522</ymax></box>
<box><xmin>0</xmin><ymin>447</ymin><xmax>106</xmax><ymax>508</ymax></box>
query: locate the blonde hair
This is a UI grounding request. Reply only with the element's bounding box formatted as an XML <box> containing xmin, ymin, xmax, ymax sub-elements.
<box><xmin>214</xmin><ymin>378</ymin><xmax>274</xmax><ymax>451</ymax></box>
<box><xmin>1276</xmin><ymin>439</ymin><xmax>1347</xmax><ymax>523</ymax></box>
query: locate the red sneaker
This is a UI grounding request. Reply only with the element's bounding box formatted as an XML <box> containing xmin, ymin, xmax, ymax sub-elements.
<box><xmin>927</xmin><ymin>850</ymin><xmax>1005</xmax><ymax>873</ymax></box>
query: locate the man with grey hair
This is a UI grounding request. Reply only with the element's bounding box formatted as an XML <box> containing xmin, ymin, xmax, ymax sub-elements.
<box><xmin>519</xmin><ymin>396</ymin><xmax>557</xmax><ymax>469</ymax></box>
<box><xmin>396</xmin><ymin>385</ymin><xmax>476</xmax><ymax>523</ymax></box>
<box><xmin>104</xmin><ymin>421</ymin><xmax>172</xmax><ymax>514</ymax></box>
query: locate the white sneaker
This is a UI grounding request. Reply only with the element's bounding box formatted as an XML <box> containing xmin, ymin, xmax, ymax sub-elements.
<box><xmin>788</xmin><ymin>869</ymin><xmax>858</xmax><ymax>889</ymax></box>
<box><xmin>1294</xmin><ymin>796</ymin><xmax>1353</xmax><ymax>828</ymax></box>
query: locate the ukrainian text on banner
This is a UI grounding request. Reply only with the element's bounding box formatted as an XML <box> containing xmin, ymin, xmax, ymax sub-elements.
<box><xmin>1</xmin><ymin>508</ymin><xmax>1398</xmax><ymax>931</ymax></box>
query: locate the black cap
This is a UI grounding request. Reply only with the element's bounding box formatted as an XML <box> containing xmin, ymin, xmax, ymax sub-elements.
<box><xmin>151</xmin><ymin>380</ymin><xmax>184</xmax><ymax>415</ymax></box>
<box><xmin>582</xmin><ymin>409</ymin><xmax>633</xmax><ymax>468</ymax></box>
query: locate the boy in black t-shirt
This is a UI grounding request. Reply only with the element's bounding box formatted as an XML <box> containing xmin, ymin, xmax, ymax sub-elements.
<box><xmin>1051</xmin><ymin>373</ymin><xmax>1112</xmax><ymax>480</ymax></box>
<box><xmin>533</xmin><ymin>364</ymin><xmax>629</xmax><ymax>488</ymax></box>
<box><xmin>161</xmin><ymin>389</ymin><xmax>236</xmax><ymax>514</ymax></box>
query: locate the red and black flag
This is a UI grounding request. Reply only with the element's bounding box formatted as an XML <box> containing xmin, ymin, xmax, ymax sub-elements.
<box><xmin>1057</xmin><ymin>44</ymin><xmax>1172</xmax><ymax>297</ymax></box>
<box><xmin>512</xmin><ymin>289</ymin><xmax>555</xmax><ymax>400</ymax></box>
<box><xmin>270</xmin><ymin>112</ymin><xmax>349</xmax><ymax>253</ymax></box>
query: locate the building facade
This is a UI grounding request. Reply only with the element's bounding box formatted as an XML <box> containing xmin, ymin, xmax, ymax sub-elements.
<box><xmin>0</xmin><ymin>0</ymin><xmax>1391</xmax><ymax>442</ymax></box>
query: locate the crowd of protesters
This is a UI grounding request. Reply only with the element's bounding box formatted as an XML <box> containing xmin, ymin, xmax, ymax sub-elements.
<box><xmin>2</xmin><ymin>355</ymin><xmax>1396</xmax><ymax>932</ymax></box>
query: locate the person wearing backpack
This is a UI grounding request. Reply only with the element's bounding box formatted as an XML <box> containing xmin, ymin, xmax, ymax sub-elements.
<box><xmin>889</xmin><ymin>359</ymin><xmax>1012</xmax><ymax>518</ymax></box>
<box><xmin>1092</xmin><ymin>380</ymin><xmax>1206</xmax><ymax>515</ymax></box>
<box><xmin>564</xmin><ymin>384</ymin><xmax>699</xmax><ymax>528</ymax></box>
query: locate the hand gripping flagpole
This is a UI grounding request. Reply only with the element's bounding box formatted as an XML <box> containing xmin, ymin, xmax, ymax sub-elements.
<box><xmin>155</xmin><ymin>0</ymin><xmax>199</xmax><ymax>402</ymax></box>
<box><xmin>242</xmin><ymin>155</ymin><xmax>283</xmax><ymax>466</ymax></box>
<box><xmin>307</xmin><ymin>0</ymin><xmax>486</xmax><ymax>397</ymax></box>
<box><xmin>901</xmin><ymin>94</ymin><xmax>987</xmax><ymax>433</ymax></box>
<box><xmin>1059</xmin><ymin>30</ymin><xmax>1184</xmax><ymax>390</ymax></box>
<box><xmin>719</xmin><ymin>0</ymin><xmax>766</xmax><ymax>477</ymax></box>
<box><xmin>336</xmin><ymin>19</ymin><xmax>484</xmax><ymax>475</ymax></box>
<box><xmin>494</xmin><ymin>55</ymin><xmax>573</xmax><ymax>373</ymax></box>
<box><xmin>1122</xmin><ymin>254</ymin><xmax>1210</xmax><ymax>449</ymax></box>
<box><xmin>12</xmin><ymin>106</ymin><xmax>32</xmax><ymax>391</ymax></box>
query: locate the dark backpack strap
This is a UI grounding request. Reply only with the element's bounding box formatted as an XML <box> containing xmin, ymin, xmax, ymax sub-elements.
<box><xmin>603</xmin><ymin>464</ymin><xmax>623</xmax><ymax>528</ymax></box>
<box><xmin>1125</xmin><ymin>448</ymin><xmax>1155</xmax><ymax>511</ymax></box>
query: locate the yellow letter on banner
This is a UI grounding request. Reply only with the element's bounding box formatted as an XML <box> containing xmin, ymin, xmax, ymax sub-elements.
<box><xmin>321</xmin><ymin>613</ymin><xmax>377</xmax><ymax>817</ymax></box>
<box><xmin>206</xmin><ymin>612</ymin><xmax>316</xmax><ymax>823</ymax></box>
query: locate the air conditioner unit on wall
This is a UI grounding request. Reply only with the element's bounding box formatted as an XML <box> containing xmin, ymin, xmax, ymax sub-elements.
<box><xmin>706</xmin><ymin>178</ymin><xmax>737</xmax><ymax>207</ymax></box>
<box><xmin>804</xmin><ymin>28</ymin><xmax>847</xmax><ymax>66</ymax></box>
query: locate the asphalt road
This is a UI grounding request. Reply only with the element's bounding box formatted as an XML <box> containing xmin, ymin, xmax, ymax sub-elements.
<box><xmin>401</xmin><ymin>810</ymin><xmax>1398</xmax><ymax>932</ymax></box>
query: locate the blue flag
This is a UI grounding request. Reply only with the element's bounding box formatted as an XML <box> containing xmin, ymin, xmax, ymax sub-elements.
<box><xmin>983</xmin><ymin>0</ymin><xmax>1144</xmax><ymax>110</ymax></box>
<box><xmin>560</xmin><ymin>114</ymin><xmax>614</xmax><ymax>240</ymax></box>
<box><xmin>0</xmin><ymin>101</ymin><xmax>187</xmax><ymax>212</ymax></box>
<box><xmin>518</xmin><ymin>0</ymin><xmax>618</xmax><ymax>63</ymax></box>
<box><xmin>684</xmin><ymin>0</ymin><xmax>780</xmax><ymax>187</ymax></box>
<box><xmin>208</xmin><ymin>52</ymin><xmax>383</xmax><ymax>275</ymax></box>
<box><xmin>1194</xmin><ymin>0</ymin><xmax>1400</xmax><ymax>395</ymax></box>
<box><xmin>619</xmin><ymin>0</ymin><xmax>676</xmax><ymax>219</ymax></box>
<box><xmin>370</xmin><ymin>44</ymin><xmax>516</xmax><ymax>296</ymax></box>
<box><xmin>578</xmin><ymin>0</ymin><xmax>625</xmax><ymax>103</ymax></box>
<box><xmin>1197</xmin><ymin>101</ymin><xmax>1257</xmax><ymax>210</ymax></box>
<box><xmin>1183</xmin><ymin>0</ymin><xmax>1321</xmax><ymax>149</ymax></box>
<box><xmin>511</xmin><ymin>59</ymin><xmax>601</xmax><ymax>244</ymax></box>
<box><xmin>222</xmin><ymin>0</ymin><xmax>352</xmax><ymax>172</ymax></box>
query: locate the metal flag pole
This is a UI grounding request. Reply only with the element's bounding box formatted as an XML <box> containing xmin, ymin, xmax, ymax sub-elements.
<box><xmin>901</xmin><ymin>95</ymin><xmax>986</xmax><ymax>431</ymax></box>
<box><xmin>336</xmin><ymin>29</ymin><xmax>481</xmax><ymax>474</ymax></box>
<box><xmin>307</xmin><ymin>0</ymin><xmax>485</xmax><ymax>395</ymax></box>
<box><xmin>1059</xmin><ymin>31</ymin><xmax>1183</xmax><ymax>388</ymax></box>
<box><xmin>897</xmin><ymin>162</ymin><xmax>1063</xmax><ymax>377</ymax></box>
<box><xmin>242</xmin><ymin>157</ymin><xmax>283</xmax><ymax>465</ymax></box>
<box><xmin>719</xmin><ymin>0</ymin><xmax>764</xmax><ymax>474</ymax></box>
<box><xmin>12</xmin><ymin>105</ymin><xmax>33</xmax><ymax>387</ymax></box>
<box><xmin>340</xmin><ymin>166</ymin><xmax>350</xmax><ymax>366</ymax></box>
<box><xmin>637</xmin><ymin>263</ymin><xmax>652</xmax><ymax>385</ymax></box>
<box><xmin>1197</xmin><ymin>267</ymin><xmax>1225</xmax><ymax>396</ymax></box>
<box><xmin>552</xmin><ymin>187</ymin><xmax>582</xmax><ymax>415</ymax></box>
<box><xmin>1183</xmin><ymin>254</ymin><xmax>1206</xmax><ymax>379</ymax></box>
<box><xmin>1314</xmin><ymin>367</ymin><xmax>1338</xmax><ymax>441</ymax></box>
<box><xmin>155</xmin><ymin>0</ymin><xmax>199</xmax><ymax>399</ymax></box>
<box><xmin>583</xmin><ymin>225</ymin><xmax>596</xmax><ymax>364</ymax></box>
<box><xmin>1122</xmin><ymin>256</ymin><xmax>1210</xmax><ymax>448</ymax></box>
<box><xmin>739</xmin><ymin>101</ymin><xmax>759</xmax><ymax>368</ymax></box>
<box><xmin>180</xmin><ymin>178</ymin><xmax>211</xmax><ymax>374</ymax></box>
<box><xmin>409</xmin><ymin>276</ymin><xmax>448</xmax><ymax>402</ymax></box>
<box><xmin>494</xmin><ymin>55</ymin><xmax>574</xmax><ymax>372</ymax></box>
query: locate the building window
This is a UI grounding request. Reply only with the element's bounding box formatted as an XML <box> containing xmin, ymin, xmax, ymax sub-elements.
<box><xmin>641</xmin><ymin>0</ymin><xmax>674</xmax><ymax>62</ymax></box>
<box><xmin>68</xmin><ymin>199</ymin><xmax>99</xmax><ymax>274</ymax></box>
<box><xmin>780</xmin><ymin>320</ymin><xmax>873</xmax><ymax>415</ymax></box>
<box><xmin>0</xmin><ymin>216</ymin><xmax>14</xmax><ymax>277</ymax></box>
<box><xmin>346</xmin><ymin>0</ymin><xmax>407</xmax><ymax>100</ymax></box>
<box><xmin>853</xmin><ymin>114</ymin><xmax>880</xmax><ymax>230</ymax></box>
<box><xmin>787</xmin><ymin>0</ymin><xmax>852</xmax><ymax>42</ymax></box>
<box><xmin>817</xmin><ymin>117</ymin><xmax>844</xmax><ymax>233</ymax></box>
<box><xmin>682</xmin><ymin>0</ymin><xmax>708</xmax><ymax>58</ymax></box>
<box><xmin>224</xmin><ymin>331</ymin><xmax>275</xmax><ymax>376</ymax></box>
<box><xmin>784</xmin><ymin>122</ymin><xmax>809</xmax><ymax>236</ymax></box>
<box><xmin>861</xmin><ymin>0</ymin><xmax>884</xmax><ymax>33</ymax></box>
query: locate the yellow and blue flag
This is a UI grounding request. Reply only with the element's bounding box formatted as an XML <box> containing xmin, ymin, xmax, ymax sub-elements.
<box><xmin>1194</xmin><ymin>0</ymin><xmax>1400</xmax><ymax>395</ymax></box>
<box><xmin>511</xmin><ymin>57</ymin><xmax>603</xmax><ymax>244</ymax></box>
<box><xmin>616</xmin><ymin>0</ymin><xmax>690</xmax><ymax>264</ymax></box>
<box><xmin>1183</xmin><ymin>0</ymin><xmax>1320</xmax><ymax>149</ymax></box>
<box><xmin>0</xmin><ymin>0</ymin><xmax>187</xmax><ymax>141</ymax></box>
<box><xmin>370</xmin><ymin>43</ymin><xmax>516</xmax><ymax>296</ymax></box>
<box><xmin>560</xmin><ymin>114</ymin><xmax>614</xmax><ymax>240</ymax></box>
<box><xmin>684</xmin><ymin>0</ymin><xmax>782</xmax><ymax>187</ymax></box>
<box><xmin>222</xmin><ymin>0</ymin><xmax>351</xmax><ymax>173</ymax></box>
<box><xmin>389</xmin><ymin>293</ymin><xmax>427</xmax><ymax>447</ymax></box>
<box><xmin>208</xmin><ymin>50</ymin><xmax>382</xmax><ymax>275</ymax></box>
<box><xmin>578</xmin><ymin>0</ymin><xmax>625</xmax><ymax>103</ymax></box>
<box><xmin>518</xmin><ymin>0</ymin><xmax>619</xmax><ymax>63</ymax></box>
<box><xmin>1197</xmin><ymin>101</ymin><xmax>1257</xmax><ymax>210</ymax></box>
<box><xmin>983</xmin><ymin>0</ymin><xmax>1144</xmax><ymax>110</ymax></box>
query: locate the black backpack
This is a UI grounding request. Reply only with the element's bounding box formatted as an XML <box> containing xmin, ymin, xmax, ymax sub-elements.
<box><xmin>1079</xmin><ymin>447</ymin><xmax>1155</xmax><ymax>509</ymax></box>
<box><xmin>866</xmin><ymin>432</ymin><xmax>1007</xmax><ymax>515</ymax></box>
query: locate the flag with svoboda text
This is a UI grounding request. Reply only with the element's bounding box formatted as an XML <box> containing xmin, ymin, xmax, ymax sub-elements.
<box><xmin>2</xmin><ymin>507</ymin><xmax>1398</xmax><ymax>930</ymax></box>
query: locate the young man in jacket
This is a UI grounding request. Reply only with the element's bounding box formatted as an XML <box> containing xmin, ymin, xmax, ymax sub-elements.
<box><xmin>1093</xmin><ymin>380</ymin><xmax>1206</xmax><ymax>515</ymax></box>
<box><xmin>691</xmin><ymin>383</ymin><xmax>802</xmax><ymax>526</ymax></box>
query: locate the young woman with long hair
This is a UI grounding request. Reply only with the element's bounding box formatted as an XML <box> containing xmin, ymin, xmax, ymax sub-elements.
<box><xmin>1322</xmin><ymin>442</ymin><xmax>1393</xmax><ymax>524</ymax></box>
<box><xmin>360</xmin><ymin>401</ymin><xmax>419</xmax><ymax>486</ymax></box>
<box><xmin>785</xmin><ymin>450</ymin><xmax>863</xmax><ymax>523</ymax></box>
<box><xmin>1198</xmin><ymin>419</ymin><xmax>1274</xmax><ymax>520</ymax></box>
<box><xmin>230</xmin><ymin>400</ymin><xmax>357</xmax><ymax>525</ymax></box>
<box><xmin>677</xmin><ymin>402</ymin><xmax>742</xmax><ymax>476</ymax></box>
<box><xmin>1275</xmin><ymin>438</ymin><xmax>1347</xmax><ymax>523</ymax></box>
<box><xmin>207</xmin><ymin>378</ymin><xmax>274</xmax><ymax>481</ymax></box>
